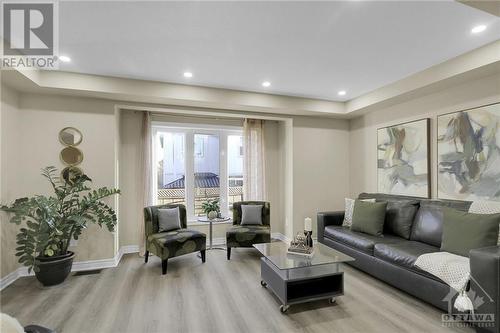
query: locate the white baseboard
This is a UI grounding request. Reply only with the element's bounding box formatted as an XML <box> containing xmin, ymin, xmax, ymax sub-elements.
<box><xmin>0</xmin><ymin>245</ymin><xmax>140</xmax><ymax>291</ymax></box>
<box><xmin>0</xmin><ymin>235</ymin><xmax>294</xmax><ymax>291</ymax></box>
<box><xmin>272</xmin><ymin>232</ymin><xmax>291</xmax><ymax>243</ymax></box>
<box><xmin>0</xmin><ymin>269</ymin><xmax>23</xmax><ymax>291</ymax></box>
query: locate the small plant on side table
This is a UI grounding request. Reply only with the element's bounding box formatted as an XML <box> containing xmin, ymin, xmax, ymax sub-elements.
<box><xmin>201</xmin><ymin>198</ymin><xmax>220</xmax><ymax>220</ymax></box>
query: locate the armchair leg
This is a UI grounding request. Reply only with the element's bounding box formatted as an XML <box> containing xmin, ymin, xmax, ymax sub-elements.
<box><xmin>227</xmin><ymin>247</ymin><xmax>231</xmax><ymax>260</ymax></box>
<box><xmin>162</xmin><ymin>259</ymin><xmax>168</xmax><ymax>275</ymax></box>
<box><xmin>144</xmin><ymin>250</ymin><xmax>149</xmax><ymax>263</ymax></box>
<box><xmin>200</xmin><ymin>250</ymin><xmax>206</xmax><ymax>263</ymax></box>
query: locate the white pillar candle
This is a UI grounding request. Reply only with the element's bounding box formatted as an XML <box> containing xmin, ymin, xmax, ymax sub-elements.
<box><xmin>304</xmin><ymin>217</ymin><xmax>312</xmax><ymax>231</ymax></box>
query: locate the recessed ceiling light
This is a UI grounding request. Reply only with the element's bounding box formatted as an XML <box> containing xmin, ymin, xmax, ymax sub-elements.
<box><xmin>338</xmin><ymin>90</ymin><xmax>347</xmax><ymax>96</ymax></box>
<box><xmin>262</xmin><ymin>81</ymin><xmax>271</xmax><ymax>87</ymax></box>
<box><xmin>471</xmin><ymin>25</ymin><xmax>487</xmax><ymax>34</ymax></box>
<box><xmin>58</xmin><ymin>55</ymin><xmax>71</xmax><ymax>62</ymax></box>
<box><xmin>183</xmin><ymin>72</ymin><xmax>193</xmax><ymax>78</ymax></box>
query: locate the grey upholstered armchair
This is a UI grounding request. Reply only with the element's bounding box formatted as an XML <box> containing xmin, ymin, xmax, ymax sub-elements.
<box><xmin>144</xmin><ymin>204</ymin><xmax>206</xmax><ymax>274</ymax></box>
<box><xmin>226</xmin><ymin>201</ymin><xmax>271</xmax><ymax>260</ymax></box>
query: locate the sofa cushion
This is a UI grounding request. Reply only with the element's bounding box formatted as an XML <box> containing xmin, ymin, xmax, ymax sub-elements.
<box><xmin>384</xmin><ymin>200</ymin><xmax>419</xmax><ymax>239</ymax></box>
<box><xmin>226</xmin><ymin>225</ymin><xmax>270</xmax><ymax>247</ymax></box>
<box><xmin>411</xmin><ymin>204</ymin><xmax>444</xmax><ymax>247</ymax></box>
<box><xmin>147</xmin><ymin>228</ymin><xmax>206</xmax><ymax>259</ymax></box>
<box><xmin>410</xmin><ymin>200</ymin><xmax>471</xmax><ymax>247</ymax></box>
<box><xmin>374</xmin><ymin>241</ymin><xmax>439</xmax><ymax>270</ymax></box>
<box><xmin>324</xmin><ymin>226</ymin><xmax>405</xmax><ymax>255</ymax></box>
<box><xmin>351</xmin><ymin>200</ymin><xmax>388</xmax><ymax>236</ymax></box>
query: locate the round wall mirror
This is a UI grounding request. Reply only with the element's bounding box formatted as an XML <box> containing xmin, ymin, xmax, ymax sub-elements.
<box><xmin>59</xmin><ymin>127</ymin><xmax>83</xmax><ymax>146</ymax></box>
<box><xmin>60</xmin><ymin>146</ymin><xmax>84</xmax><ymax>166</ymax></box>
<box><xmin>61</xmin><ymin>166</ymin><xmax>83</xmax><ymax>184</ymax></box>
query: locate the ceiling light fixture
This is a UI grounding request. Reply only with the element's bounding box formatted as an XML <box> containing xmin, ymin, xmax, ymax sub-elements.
<box><xmin>58</xmin><ymin>55</ymin><xmax>71</xmax><ymax>62</ymax></box>
<box><xmin>183</xmin><ymin>72</ymin><xmax>193</xmax><ymax>78</ymax></box>
<box><xmin>262</xmin><ymin>81</ymin><xmax>271</xmax><ymax>87</ymax></box>
<box><xmin>471</xmin><ymin>25</ymin><xmax>487</xmax><ymax>34</ymax></box>
<box><xmin>338</xmin><ymin>90</ymin><xmax>346</xmax><ymax>96</ymax></box>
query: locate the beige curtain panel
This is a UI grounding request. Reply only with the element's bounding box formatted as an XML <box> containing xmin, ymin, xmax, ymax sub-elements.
<box><xmin>243</xmin><ymin>119</ymin><xmax>266</xmax><ymax>201</ymax></box>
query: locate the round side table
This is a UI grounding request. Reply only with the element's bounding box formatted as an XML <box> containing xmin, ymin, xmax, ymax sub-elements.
<box><xmin>197</xmin><ymin>216</ymin><xmax>231</xmax><ymax>250</ymax></box>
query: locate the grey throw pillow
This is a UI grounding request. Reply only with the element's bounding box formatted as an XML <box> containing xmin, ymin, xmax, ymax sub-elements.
<box><xmin>241</xmin><ymin>205</ymin><xmax>263</xmax><ymax>225</ymax></box>
<box><xmin>158</xmin><ymin>207</ymin><xmax>182</xmax><ymax>232</ymax></box>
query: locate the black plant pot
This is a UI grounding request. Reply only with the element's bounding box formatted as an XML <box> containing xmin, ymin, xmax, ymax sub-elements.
<box><xmin>35</xmin><ymin>251</ymin><xmax>75</xmax><ymax>286</ymax></box>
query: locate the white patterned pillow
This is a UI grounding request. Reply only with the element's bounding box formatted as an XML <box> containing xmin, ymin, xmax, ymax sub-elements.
<box><xmin>343</xmin><ymin>198</ymin><xmax>376</xmax><ymax>228</ymax></box>
<box><xmin>469</xmin><ymin>201</ymin><xmax>500</xmax><ymax>245</ymax></box>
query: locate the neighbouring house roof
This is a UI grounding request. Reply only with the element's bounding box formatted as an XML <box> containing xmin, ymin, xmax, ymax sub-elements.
<box><xmin>164</xmin><ymin>172</ymin><xmax>219</xmax><ymax>189</ymax></box>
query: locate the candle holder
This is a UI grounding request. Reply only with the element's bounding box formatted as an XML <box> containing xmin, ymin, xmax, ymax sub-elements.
<box><xmin>304</xmin><ymin>230</ymin><xmax>313</xmax><ymax>248</ymax></box>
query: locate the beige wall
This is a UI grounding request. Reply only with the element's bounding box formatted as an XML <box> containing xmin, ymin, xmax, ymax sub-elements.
<box><xmin>293</xmin><ymin>117</ymin><xmax>350</xmax><ymax>236</ymax></box>
<box><xmin>349</xmin><ymin>74</ymin><xmax>500</xmax><ymax>198</ymax></box>
<box><xmin>0</xmin><ymin>90</ymin><xmax>119</xmax><ymax>278</ymax></box>
<box><xmin>118</xmin><ymin>110</ymin><xmax>142</xmax><ymax>247</ymax></box>
<box><xmin>1</xmin><ymin>85</ymin><xmax>22</xmax><ymax>278</ymax></box>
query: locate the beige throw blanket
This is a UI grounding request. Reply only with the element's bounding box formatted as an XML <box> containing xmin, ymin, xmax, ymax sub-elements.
<box><xmin>414</xmin><ymin>252</ymin><xmax>473</xmax><ymax>312</ymax></box>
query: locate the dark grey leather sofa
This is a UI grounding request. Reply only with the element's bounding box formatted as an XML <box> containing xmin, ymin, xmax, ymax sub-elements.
<box><xmin>317</xmin><ymin>193</ymin><xmax>499</xmax><ymax>333</ymax></box>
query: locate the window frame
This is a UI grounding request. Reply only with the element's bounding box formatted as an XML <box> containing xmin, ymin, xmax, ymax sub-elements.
<box><xmin>152</xmin><ymin>121</ymin><xmax>242</xmax><ymax>223</ymax></box>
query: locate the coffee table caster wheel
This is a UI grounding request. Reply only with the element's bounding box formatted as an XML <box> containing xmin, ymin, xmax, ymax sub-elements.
<box><xmin>280</xmin><ymin>305</ymin><xmax>289</xmax><ymax>313</ymax></box>
<box><xmin>260</xmin><ymin>280</ymin><xmax>267</xmax><ymax>288</ymax></box>
<box><xmin>329</xmin><ymin>297</ymin><xmax>336</xmax><ymax>304</ymax></box>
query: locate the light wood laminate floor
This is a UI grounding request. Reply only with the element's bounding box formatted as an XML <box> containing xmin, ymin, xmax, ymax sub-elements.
<box><xmin>1</xmin><ymin>248</ymin><xmax>474</xmax><ymax>333</ymax></box>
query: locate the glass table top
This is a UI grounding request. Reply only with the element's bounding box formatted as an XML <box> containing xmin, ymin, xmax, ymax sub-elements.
<box><xmin>253</xmin><ymin>242</ymin><xmax>354</xmax><ymax>270</ymax></box>
<box><xmin>196</xmin><ymin>216</ymin><xmax>231</xmax><ymax>223</ymax></box>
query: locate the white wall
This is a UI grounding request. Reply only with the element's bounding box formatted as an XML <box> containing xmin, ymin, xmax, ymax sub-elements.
<box><xmin>349</xmin><ymin>74</ymin><xmax>500</xmax><ymax>198</ymax></box>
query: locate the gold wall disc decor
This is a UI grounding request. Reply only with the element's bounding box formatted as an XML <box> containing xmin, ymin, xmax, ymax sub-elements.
<box><xmin>60</xmin><ymin>146</ymin><xmax>84</xmax><ymax>166</ymax></box>
<box><xmin>61</xmin><ymin>166</ymin><xmax>83</xmax><ymax>185</ymax></box>
<box><xmin>59</xmin><ymin>127</ymin><xmax>83</xmax><ymax>146</ymax></box>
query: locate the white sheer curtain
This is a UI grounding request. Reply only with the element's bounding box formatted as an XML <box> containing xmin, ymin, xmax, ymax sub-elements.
<box><xmin>139</xmin><ymin>111</ymin><xmax>153</xmax><ymax>255</ymax></box>
<box><xmin>243</xmin><ymin>119</ymin><xmax>266</xmax><ymax>201</ymax></box>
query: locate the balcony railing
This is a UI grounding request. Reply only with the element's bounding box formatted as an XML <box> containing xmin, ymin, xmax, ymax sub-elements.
<box><xmin>157</xmin><ymin>186</ymin><xmax>243</xmax><ymax>216</ymax></box>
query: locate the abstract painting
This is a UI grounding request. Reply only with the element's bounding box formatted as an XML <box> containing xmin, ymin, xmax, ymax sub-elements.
<box><xmin>377</xmin><ymin>119</ymin><xmax>430</xmax><ymax>197</ymax></box>
<box><xmin>438</xmin><ymin>103</ymin><xmax>500</xmax><ymax>201</ymax></box>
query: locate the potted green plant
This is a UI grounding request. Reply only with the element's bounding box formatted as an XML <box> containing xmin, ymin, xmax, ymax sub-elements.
<box><xmin>1</xmin><ymin>166</ymin><xmax>120</xmax><ymax>286</ymax></box>
<box><xmin>201</xmin><ymin>198</ymin><xmax>220</xmax><ymax>220</ymax></box>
